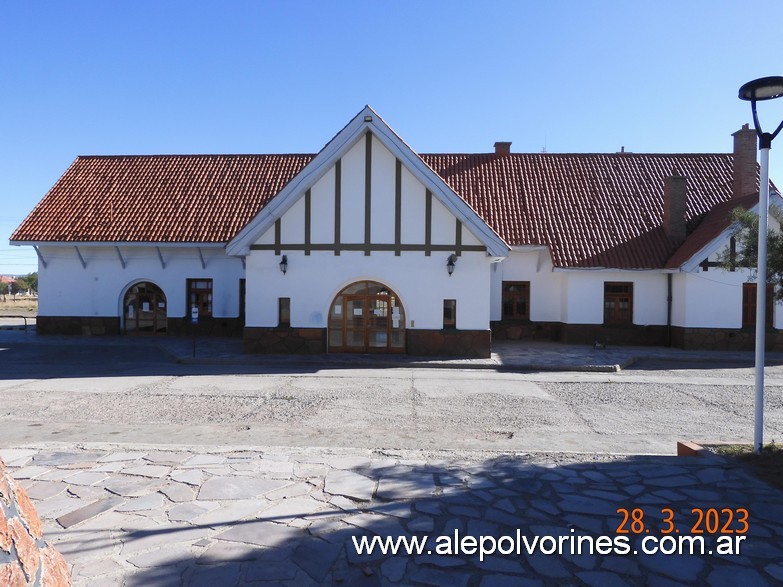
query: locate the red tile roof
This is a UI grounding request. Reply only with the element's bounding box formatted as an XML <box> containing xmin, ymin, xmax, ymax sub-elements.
<box><xmin>11</xmin><ymin>155</ymin><xmax>314</xmax><ymax>244</ymax></box>
<box><xmin>11</xmin><ymin>151</ymin><xmax>751</xmax><ymax>269</ymax></box>
<box><xmin>421</xmin><ymin>153</ymin><xmax>741</xmax><ymax>268</ymax></box>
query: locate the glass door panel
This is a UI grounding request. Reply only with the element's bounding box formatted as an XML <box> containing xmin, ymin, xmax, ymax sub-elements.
<box><xmin>155</xmin><ymin>297</ymin><xmax>167</xmax><ymax>333</ymax></box>
<box><xmin>137</xmin><ymin>293</ymin><xmax>155</xmax><ymax>333</ymax></box>
<box><xmin>344</xmin><ymin>297</ymin><xmax>366</xmax><ymax>351</ymax></box>
<box><xmin>367</xmin><ymin>297</ymin><xmax>389</xmax><ymax>349</ymax></box>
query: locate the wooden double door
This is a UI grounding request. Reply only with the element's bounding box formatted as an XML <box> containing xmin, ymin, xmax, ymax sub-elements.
<box><xmin>329</xmin><ymin>281</ymin><xmax>405</xmax><ymax>353</ymax></box>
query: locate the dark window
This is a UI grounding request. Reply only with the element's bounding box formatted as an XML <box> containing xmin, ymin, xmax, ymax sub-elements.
<box><xmin>279</xmin><ymin>297</ymin><xmax>291</xmax><ymax>327</ymax></box>
<box><xmin>502</xmin><ymin>281</ymin><xmax>530</xmax><ymax>319</ymax></box>
<box><xmin>603</xmin><ymin>282</ymin><xmax>633</xmax><ymax>324</ymax></box>
<box><xmin>187</xmin><ymin>279</ymin><xmax>213</xmax><ymax>318</ymax></box>
<box><xmin>742</xmin><ymin>283</ymin><xmax>773</xmax><ymax>327</ymax></box>
<box><xmin>443</xmin><ymin>299</ymin><xmax>457</xmax><ymax>329</ymax></box>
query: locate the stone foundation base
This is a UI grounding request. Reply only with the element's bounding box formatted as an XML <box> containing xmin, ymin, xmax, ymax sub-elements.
<box><xmin>491</xmin><ymin>321</ymin><xmax>561</xmax><ymax>342</ymax></box>
<box><xmin>492</xmin><ymin>320</ymin><xmax>783</xmax><ymax>350</ymax></box>
<box><xmin>670</xmin><ymin>326</ymin><xmax>783</xmax><ymax>351</ymax></box>
<box><xmin>36</xmin><ymin>316</ymin><xmax>244</xmax><ymax>338</ymax></box>
<box><xmin>244</xmin><ymin>327</ymin><xmax>326</xmax><ymax>354</ymax></box>
<box><xmin>37</xmin><ymin>316</ymin><xmax>120</xmax><ymax>336</ymax></box>
<box><xmin>167</xmin><ymin>317</ymin><xmax>243</xmax><ymax>337</ymax></box>
<box><xmin>243</xmin><ymin>327</ymin><xmax>491</xmax><ymax>357</ymax></box>
<box><xmin>559</xmin><ymin>324</ymin><xmax>668</xmax><ymax>347</ymax></box>
<box><xmin>407</xmin><ymin>329</ymin><xmax>491</xmax><ymax>358</ymax></box>
<box><xmin>492</xmin><ymin>321</ymin><xmax>667</xmax><ymax>347</ymax></box>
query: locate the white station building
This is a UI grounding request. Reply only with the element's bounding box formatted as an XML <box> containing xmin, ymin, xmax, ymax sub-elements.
<box><xmin>10</xmin><ymin>107</ymin><xmax>781</xmax><ymax>356</ymax></box>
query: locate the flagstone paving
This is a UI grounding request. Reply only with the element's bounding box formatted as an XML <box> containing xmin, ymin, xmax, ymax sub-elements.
<box><xmin>2</xmin><ymin>445</ymin><xmax>783</xmax><ymax>586</ymax></box>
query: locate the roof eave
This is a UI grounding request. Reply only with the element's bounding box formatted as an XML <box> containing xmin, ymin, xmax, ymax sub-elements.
<box><xmin>10</xmin><ymin>240</ymin><xmax>227</xmax><ymax>248</ymax></box>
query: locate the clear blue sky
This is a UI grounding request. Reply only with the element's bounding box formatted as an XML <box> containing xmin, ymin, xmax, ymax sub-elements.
<box><xmin>3</xmin><ymin>1</ymin><xmax>783</xmax><ymax>276</ymax></box>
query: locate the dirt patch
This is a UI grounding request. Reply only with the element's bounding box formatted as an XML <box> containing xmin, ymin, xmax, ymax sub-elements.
<box><xmin>0</xmin><ymin>298</ymin><xmax>37</xmax><ymax>318</ymax></box>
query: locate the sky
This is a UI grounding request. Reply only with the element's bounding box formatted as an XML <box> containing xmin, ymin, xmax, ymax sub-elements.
<box><xmin>3</xmin><ymin>1</ymin><xmax>783</xmax><ymax>276</ymax></box>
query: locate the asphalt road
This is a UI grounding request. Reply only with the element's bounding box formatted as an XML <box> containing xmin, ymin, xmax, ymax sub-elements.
<box><xmin>2</xmin><ymin>335</ymin><xmax>783</xmax><ymax>455</ymax></box>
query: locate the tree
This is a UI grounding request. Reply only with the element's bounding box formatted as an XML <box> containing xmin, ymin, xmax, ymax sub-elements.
<box><xmin>15</xmin><ymin>272</ymin><xmax>38</xmax><ymax>295</ymax></box>
<box><xmin>718</xmin><ymin>207</ymin><xmax>783</xmax><ymax>300</ymax></box>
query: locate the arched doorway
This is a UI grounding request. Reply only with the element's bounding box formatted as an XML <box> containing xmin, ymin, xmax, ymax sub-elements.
<box><xmin>123</xmin><ymin>282</ymin><xmax>167</xmax><ymax>335</ymax></box>
<box><xmin>329</xmin><ymin>281</ymin><xmax>405</xmax><ymax>353</ymax></box>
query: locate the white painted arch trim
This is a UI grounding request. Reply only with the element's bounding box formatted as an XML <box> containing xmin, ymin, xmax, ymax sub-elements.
<box><xmin>227</xmin><ymin>105</ymin><xmax>510</xmax><ymax>259</ymax></box>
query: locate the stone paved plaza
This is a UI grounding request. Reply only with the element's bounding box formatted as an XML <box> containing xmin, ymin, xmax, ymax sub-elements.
<box><xmin>3</xmin><ymin>445</ymin><xmax>783</xmax><ymax>586</ymax></box>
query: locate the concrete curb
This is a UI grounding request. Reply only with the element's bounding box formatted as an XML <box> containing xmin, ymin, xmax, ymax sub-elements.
<box><xmin>1</xmin><ymin>440</ymin><xmax>677</xmax><ymax>459</ymax></box>
<box><xmin>172</xmin><ymin>354</ymin><xmax>641</xmax><ymax>373</ymax></box>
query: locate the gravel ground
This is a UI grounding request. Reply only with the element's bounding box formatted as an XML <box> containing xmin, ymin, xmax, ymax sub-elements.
<box><xmin>3</xmin><ymin>365</ymin><xmax>783</xmax><ymax>455</ymax></box>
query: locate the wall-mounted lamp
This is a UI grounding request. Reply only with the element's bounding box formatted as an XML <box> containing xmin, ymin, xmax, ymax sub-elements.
<box><xmin>446</xmin><ymin>254</ymin><xmax>458</xmax><ymax>277</ymax></box>
<box><xmin>364</xmin><ymin>115</ymin><xmax>373</xmax><ymax>122</ymax></box>
<box><xmin>279</xmin><ymin>255</ymin><xmax>288</xmax><ymax>275</ymax></box>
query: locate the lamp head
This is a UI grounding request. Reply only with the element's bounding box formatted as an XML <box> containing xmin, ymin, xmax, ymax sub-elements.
<box><xmin>446</xmin><ymin>254</ymin><xmax>458</xmax><ymax>276</ymax></box>
<box><xmin>739</xmin><ymin>76</ymin><xmax>783</xmax><ymax>101</ymax></box>
<box><xmin>739</xmin><ymin>76</ymin><xmax>783</xmax><ymax>149</ymax></box>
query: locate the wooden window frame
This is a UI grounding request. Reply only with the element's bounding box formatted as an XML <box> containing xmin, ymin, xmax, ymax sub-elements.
<box><xmin>187</xmin><ymin>278</ymin><xmax>213</xmax><ymax>318</ymax></box>
<box><xmin>443</xmin><ymin>299</ymin><xmax>457</xmax><ymax>330</ymax></box>
<box><xmin>603</xmin><ymin>282</ymin><xmax>633</xmax><ymax>325</ymax></box>
<box><xmin>742</xmin><ymin>283</ymin><xmax>773</xmax><ymax>328</ymax></box>
<box><xmin>502</xmin><ymin>281</ymin><xmax>530</xmax><ymax>320</ymax></box>
<box><xmin>278</xmin><ymin>297</ymin><xmax>291</xmax><ymax>328</ymax></box>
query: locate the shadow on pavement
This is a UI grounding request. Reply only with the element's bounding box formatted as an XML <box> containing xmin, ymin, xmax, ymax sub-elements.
<box><xmin>59</xmin><ymin>455</ymin><xmax>783</xmax><ymax>586</ymax></box>
<box><xmin>5</xmin><ymin>330</ymin><xmax>783</xmax><ymax>381</ymax></box>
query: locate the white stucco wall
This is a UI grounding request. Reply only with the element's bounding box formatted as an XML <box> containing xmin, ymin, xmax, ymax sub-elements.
<box><xmin>673</xmin><ymin>267</ymin><xmax>783</xmax><ymax>329</ymax></box>
<box><xmin>673</xmin><ymin>270</ymin><xmax>743</xmax><ymax>328</ymax></box>
<box><xmin>492</xmin><ymin>248</ymin><xmax>669</xmax><ymax>326</ymax></box>
<box><xmin>491</xmin><ymin>248</ymin><xmax>564</xmax><ymax>322</ymax></box>
<box><xmin>559</xmin><ymin>270</ymin><xmax>669</xmax><ymax>325</ymax></box>
<box><xmin>400</xmin><ymin>166</ymin><xmax>426</xmax><ymax>244</ymax></box>
<box><xmin>339</xmin><ymin>139</ymin><xmax>366</xmax><ymax>244</ymax></box>
<box><xmin>36</xmin><ymin>245</ymin><xmax>245</xmax><ymax>321</ymax></box>
<box><xmin>245</xmin><ymin>250</ymin><xmax>492</xmax><ymax>330</ymax></box>
<box><xmin>246</xmin><ymin>134</ymin><xmax>495</xmax><ymax>332</ymax></box>
<box><xmin>370</xmin><ymin>135</ymin><xmax>396</xmax><ymax>244</ymax></box>
<box><xmin>310</xmin><ymin>167</ymin><xmax>336</xmax><ymax>243</ymax></box>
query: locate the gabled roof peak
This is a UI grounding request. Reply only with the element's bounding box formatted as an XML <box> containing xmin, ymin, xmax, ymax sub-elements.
<box><xmin>226</xmin><ymin>106</ymin><xmax>510</xmax><ymax>258</ymax></box>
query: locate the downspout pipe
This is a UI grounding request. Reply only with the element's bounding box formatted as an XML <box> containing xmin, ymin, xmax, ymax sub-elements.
<box><xmin>666</xmin><ymin>273</ymin><xmax>673</xmax><ymax>347</ymax></box>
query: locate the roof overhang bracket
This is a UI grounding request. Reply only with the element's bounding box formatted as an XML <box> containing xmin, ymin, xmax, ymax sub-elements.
<box><xmin>197</xmin><ymin>246</ymin><xmax>206</xmax><ymax>270</ymax></box>
<box><xmin>241</xmin><ymin>256</ymin><xmax>246</xmax><ymax>270</ymax></box>
<box><xmin>115</xmin><ymin>246</ymin><xmax>126</xmax><ymax>269</ymax></box>
<box><xmin>156</xmin><ymin>247</ymin><xmax>166</xmax><ymax>270</ymax></box>
<box><xmin>33</xmin><ymin>245</ymin><xmax>47</xmax><ymax>269</ymax></box>
<box><xmin>74</xmin><ymin>246</ymin><xmax>87</xmax><ymax>269</ymax></box>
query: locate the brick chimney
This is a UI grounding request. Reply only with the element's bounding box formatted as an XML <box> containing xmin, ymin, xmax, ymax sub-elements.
<box><xmin>663</xmin><ymin>174</ymin><xmax>687</xmax><ymax>245</ymax></box>
<box><xmin>494</xmin><ymin>141</ymin><xmax>511</xmax><ymax>156</ymax></box>
<box><xmin>733</xmin><ymin>123</ymin><xmax>758</xmax><ymax>199</ymax></box>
